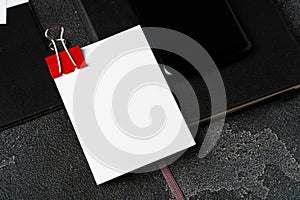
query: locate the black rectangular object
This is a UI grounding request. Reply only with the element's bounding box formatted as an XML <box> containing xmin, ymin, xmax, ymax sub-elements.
<box><xmin>130</xmin><ymin>0</ymin><xmax>252</xmax><ymax>64</ymax></box>
<box><xmin>0</xmin><ymin>3</ymin><xmax>62</xmax><ymax>130</ymax></box>
<box><xmin>77</xmin><ymin>0</ymin><xmax>300</xmax><ymax>124</ymax></box>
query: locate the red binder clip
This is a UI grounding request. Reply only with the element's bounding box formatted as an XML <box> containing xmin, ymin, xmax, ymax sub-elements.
<box><xmin>45</xmin><ymin>27</ymin><xmax>86</xmax><ymax>78</ymax></box>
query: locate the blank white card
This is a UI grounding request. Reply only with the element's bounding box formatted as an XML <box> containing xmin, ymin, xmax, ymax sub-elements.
<box><xmin>0</xmin><ymin>0</ymin><xmax>6</xmax><ymax>24</ymax></box>
<box><xmin>54</xmin><ymin>26</ymin><xmax>195</xmax><ymax>185</ymax></box>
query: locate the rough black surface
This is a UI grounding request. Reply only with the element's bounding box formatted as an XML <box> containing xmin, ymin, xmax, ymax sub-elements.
<box><xmin>0</xmin><ymin>0</ymin><xmax>300</xmax><ymax>199</ymax></box>
<box><xmin>170</xmin><ymin>98</ymin><xmax>300</xmax><ymax>199</ymax></box>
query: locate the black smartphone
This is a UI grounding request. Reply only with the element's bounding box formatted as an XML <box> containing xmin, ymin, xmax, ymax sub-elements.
<box><xmin>130</xmin><ymin>0</ymin><xmax>251</xmax><ymax>64</ymax></box>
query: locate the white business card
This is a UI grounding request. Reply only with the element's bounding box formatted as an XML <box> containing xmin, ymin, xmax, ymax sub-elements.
<box><xmin>0</xmin><ymin>0</ymin><xmax>6</xmax><ymax>24</ymax></box>
<box><xmin>7</xmin><ymin>0</ymin><xmax>28</xmax><ymax>8</ymax></box>
<box><xmin>0</xmin><ymin>0</ymin><xmax>29</xmax><ymax>24</ymax></box>
<box><xmin>54</xmin><ymin>26</ymin><xmax>195</xmax><ymax>185</ymax></box>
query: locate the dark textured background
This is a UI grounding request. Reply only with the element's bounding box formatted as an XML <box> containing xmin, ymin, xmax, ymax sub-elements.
<box><xmin>0</xmin><ymin>0</ymin><xmax>300</xmax><ymax>199</ymax></box>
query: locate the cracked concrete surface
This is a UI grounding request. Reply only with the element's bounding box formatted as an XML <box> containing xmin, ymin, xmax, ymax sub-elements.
<box><xmin>0</xmin><ymin>156</ymin><xmax>15</xmax><ymax>170</ymax></box>
<box><xmin>170</xmin><ymin>88</ymin><xmax>300</xmax><ymax>199</ymax></box>
<box><xmin>171</xmin><ymin>123</ymin><xmax>300</xmax><ymax>199</ymax></box>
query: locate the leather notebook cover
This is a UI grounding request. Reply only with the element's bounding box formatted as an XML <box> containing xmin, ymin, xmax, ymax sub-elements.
<box><xmin>0</xmin><ymin>3</ymin><xmax>62</xmax><ymax>130</ymax></box>
<box><xmin>76</xmin><ymin>0</ymin><xmax>300</xmax><ymax>124</ymax></box>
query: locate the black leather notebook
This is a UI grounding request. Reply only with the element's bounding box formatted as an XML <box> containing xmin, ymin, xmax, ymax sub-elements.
<box><xmin>0</xmin><ymin>3</ymin><xmax>62</xmax><ymax>130</ymax></box>
<box><xmin>76</xmin><ymin>0</ymin><xmax>300</xmax><ymax>124</ymax></box>
<box><xmin>1</xmin><ymin>0</ymin><xmax>300</xmax><ymax>130</ymax></box>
